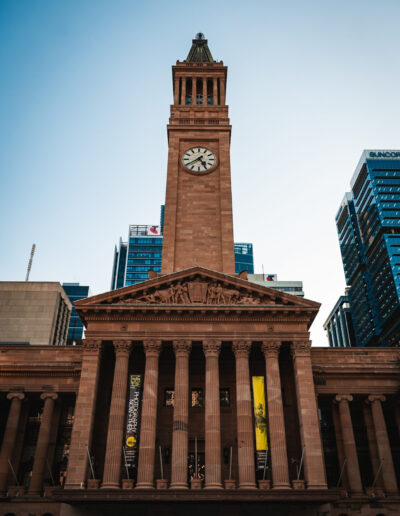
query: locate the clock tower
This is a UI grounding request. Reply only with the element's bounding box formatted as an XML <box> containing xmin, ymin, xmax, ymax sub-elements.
<box><xmin>161</xmin><ymin>34</ymin><xmax>235</xmax><ymax>274</ymax></box>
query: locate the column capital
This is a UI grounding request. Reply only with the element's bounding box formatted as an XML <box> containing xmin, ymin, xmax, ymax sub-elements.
<box><xmin>6</xmin><ymin>391</ymin><xmax>25</xmax><ymax>401</ymax></box>
<box><xmin>367</xmin><ymin>394</ymin><xmax>386</xmax><ymax>404</ymax></box>
<box><xmin>83</xmin><ymin>339</ymin><xmax>102</xmax><ymax>352</ymax></box>
<box><xmin>143</xmin><ymin>340</ymin><xmax>162</xmax><ymax>357</ymax></box>
<box><xmin>335</xmin><ymin>394</ymin><xmax>353</xmax><ymax>404</ymax></box>
<box><xmin>261</xmin><ymin>340</ymin><xmax>281</xmax><ymax>356</ymax></box>
<box><xmin>203</xmin><ymin>339</ymin><xmax>221</xmax><ymax>357</ymax></box>
<box><xmin>232</xmin><ymin>340</ymin><xmax>252</xmax><ymax>358</ymax></box>
<box><xmin>40</xmin><ymin>392</ymin><xmax>58</xmax><ymax>401</ymax></box>
<box><xmin>173</xmin><ymin>340</ymin><xmax>192</xmax><ymax>357</ymax></box>
<box><xmin>113</xmin><ymin>340</ymin><xmax>132</xmax><ymax>355</ymax></box>
<box><xmin>290</xmin><ymin>340</ymin><xmax>311</xmax><ymax>357</ymax></box>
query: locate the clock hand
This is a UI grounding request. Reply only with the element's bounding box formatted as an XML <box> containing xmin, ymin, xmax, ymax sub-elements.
<box><xmin>186</xmin><ymin>156</ymin><xmax>202</xmax><ymax>165</ymax></box>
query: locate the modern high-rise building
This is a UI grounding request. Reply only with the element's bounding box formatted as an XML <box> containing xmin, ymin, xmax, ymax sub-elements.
<box><xmin>335</xmin><ymin>150</ymin><xmax>400</xmax><ymax>346</ymax></box>
<box><xmin>247</xmin><ymin>274</ymin><xmax>304</xmax><ymax>297</ymax></box>
<box><xmin>111</xmin><ymin>224</ymin><xmax>163</xmax><ymax>288</ymax></box>
<box><xmin>112</xmin><ymin>217</ymin><xmax>254</xmax><ymax>288</ymax></box>
<box><xmin>0</xmin><ymin>282</ymin><xmax>71</xmax><ymax>346</ymax></box>
<box><xmin>234</xmin><ymin>243</ymin><xmax>254</xmax><ymax>274</ymax></box>
<box><xmin>62</xmin><ymin>283</ymin><xmax>90</xmax><ymax>345</ymax></box>
<box><xmin>323</xmin><ymin>291</ymin><xmax>356</xmax><ymax>347</ymax></box>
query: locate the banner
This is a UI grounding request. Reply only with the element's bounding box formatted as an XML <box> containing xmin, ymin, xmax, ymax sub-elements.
<box><xmin>124</xmin><ymin>374</ymin><xmax>142</xmax><ymax>475</ymax></box>
<box><xmin>252</xmin><ymin>376</ymin><xmax>268</xmax><ymax>470</ymax></box>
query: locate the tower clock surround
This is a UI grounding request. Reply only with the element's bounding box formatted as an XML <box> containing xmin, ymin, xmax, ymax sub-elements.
<box><xmin>181</xmin><ymin>146</ymin><xmax>218</xmax><ymax>175</ymax></box>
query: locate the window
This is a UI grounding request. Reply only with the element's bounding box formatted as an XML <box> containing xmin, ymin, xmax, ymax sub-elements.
<box><xmin>220</xmin><ymin>388</ymin><xmax>230</xmax><ymax>407</ymax></box>
<box><xmin>192</xmin><ymin>389</ymin><xmax>203</xmax><ymax>407</ymax></box>
<box><xmin>164</xmin><ymin>389</ymin><xmax>174</xmax><ymax>407</ymax></box>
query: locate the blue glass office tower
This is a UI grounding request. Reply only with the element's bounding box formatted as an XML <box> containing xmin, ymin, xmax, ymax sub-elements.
<box><xmin>111</xmin><ymin>225</ymin><xmax>163</xmax><ymax>288</ymax></box>
<box><xmin>62</xmin><ymin>283</ymin><xmax>90</xmax><ymax>345</ymax></box>
<box><xmin>323</xmin><ymin>292</ymin><xmax>356</xmax><ymax>347</ymax></box>
<box><xmin>234</xmin><ymin>243</ymin><xmax>254</xmax><ymax>274</ymax></box>
<box><xmin>112</xmin><ymin>234</ymin><xmax>255</xmax><ymax>288</ymax></box>
<box><xmin>335</xmin><ymin>150</ymin><xmax>400</xmax><ymax>346</ymax></box>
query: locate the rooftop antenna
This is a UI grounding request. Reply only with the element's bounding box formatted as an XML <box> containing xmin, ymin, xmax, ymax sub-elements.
<box><xmin>25</xmin><ymin>244</ymin><xmax>36</xmax><ymax>281</ymax></box>
<box><xmin>262</xmin><ymin>264</ymin><xmax>265</xmax><ymax>282</ymax></box>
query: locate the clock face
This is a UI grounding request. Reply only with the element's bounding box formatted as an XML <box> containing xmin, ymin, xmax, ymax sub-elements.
<box><xmin>181</xmin><ymin>147</ymin><xmax>217</xmax><ymax>174</ymax></box>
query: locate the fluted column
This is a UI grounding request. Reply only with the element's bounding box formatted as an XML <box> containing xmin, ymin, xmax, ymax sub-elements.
<box><xmin>170</xmin><ymin>340</ymin><xmax>191</xmax><ymax>489</ymax></box>
<box><xmin>65</xmin><ymin>339</ymin><xmax>102</xmax><ymax>488</ymax></box>
<box><xmin>367</xmin><ymin>395</ymin><xmax>398</xmax><ymax>494</ymax></box>
<box><xmin>232</xmin><ymin>340</ymin><xmax>256</xmax><ymax>489</ymax></box>
<box><xmin>291</xmin><ymin>341</ymin><xmax>327</xmax><ymax>489</ymax></box>
<box><xmin>0</xmin><ymin>392</ymin><xmax>25</xmax><ymax>494</ymax></box>
<box><xmin>331</xmin><ymin>401</ymin><xmax>348</xmax><ymax>489</ymax></box>
<box><xmin>335</xmin><ymin>395</ymin><xmax>363</xmax><ymax>496</ymax></box>
<box><xmin>102</xmin><ymin>340</ymin><xmax>132</xmax><ymax>489</ymax></box>
<box><xmin>29</xmin><ymin>392</ymin><xmax>58</xmax><ymax>494</ymax></box>
<box><xmin>363</xmin><ymin>401</ymin><xmax>383</xmax><ymax>488</ymax></box>
<box><xmin>261</xmin><ymin>341</ymin><xmax>290</xmax><ymax>489</ymax></box>
<box><xmin>203</xmin><ymin>340</ymin><xmax>222</xmax><ymax>489</ymax></box>
<box><xmin>136</xmin><ymin>340</ymin><xmax>162</xmax><ymax>489</ymax></box>
<box><xmin>213</xmin><ymin>77</ymin><xmax>218</xmax><ymax>105</ymax></box>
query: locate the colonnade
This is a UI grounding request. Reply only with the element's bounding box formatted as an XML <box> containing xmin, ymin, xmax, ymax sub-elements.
<box><xmin>333</xmin><ymin>394</ymin><xmax>398</xmax><ymax>495</ymax></box>
<box><xmin>0</xmin><ymin>340</ymin><xmax>397</xmax><ymax>496</ymax></box>
<box><xmin>174</xmin><ymin>76</ymin><xmax>225</xmax><ymax>106</ymax></box>
<box><xmin>65</xmin><ymin>338</ymin><xmax>327</xmax><ymax>491</ymax></box>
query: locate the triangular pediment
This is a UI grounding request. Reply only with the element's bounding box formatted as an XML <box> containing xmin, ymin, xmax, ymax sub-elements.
<box><xmin>76</xmin><ymin>267</ymin><xmax>319</xmax><ymax>310</ymax></box>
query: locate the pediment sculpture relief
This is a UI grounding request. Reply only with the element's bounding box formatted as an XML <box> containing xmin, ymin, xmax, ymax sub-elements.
<box><xmin>112</xmin><ymin>279</ymin><xmax>276</xmax><ymax>306</ymax></box>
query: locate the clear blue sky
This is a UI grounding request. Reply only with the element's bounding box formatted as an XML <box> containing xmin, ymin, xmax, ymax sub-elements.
<box><xmin>1</xmin><ymin>0</ymin><xmax>400</xmax><ymax>346</ymax></box>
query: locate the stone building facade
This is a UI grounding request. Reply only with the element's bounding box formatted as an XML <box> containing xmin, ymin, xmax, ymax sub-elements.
<box><xmin>0</xmin><ymin>34</ymin><xmax>399</xmax><ymax>516</ymax></box>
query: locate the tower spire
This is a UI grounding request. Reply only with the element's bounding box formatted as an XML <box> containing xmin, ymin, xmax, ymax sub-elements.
<box><xmin>186</xmin><ymin>33</ymin><xmax>214</xmax><ymax>63</ymax></box>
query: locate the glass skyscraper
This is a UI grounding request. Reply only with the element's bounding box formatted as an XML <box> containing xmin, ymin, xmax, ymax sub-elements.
<box><xmin>111</xmin><ymin>225</ymin><xmax>163</xmax><ymax>288</ymax></box>
<box><xmin>111</xmin><ymin>209</ymin><xmax>255</xmax><ymax>289</ymax></box>
<box><xmin>335</xmin><ymin>150</ymin><xmax>400</xmax><ymax>346</ymax></box>
<box><xmin>234</xmin><ymin>243</ymin><xmax>254</xmax><ymax>274</ymax></box>
<box><xmin>62</xmin><ymin>283</ymin><xmax>90</xmax><ymax>345</ymax></box>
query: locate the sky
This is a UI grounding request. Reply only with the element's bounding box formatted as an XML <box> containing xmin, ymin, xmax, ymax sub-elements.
<box><xmin>1</xmin><ymin>0</ymin><xmax>400</xmax><ymax>346</ymax></box>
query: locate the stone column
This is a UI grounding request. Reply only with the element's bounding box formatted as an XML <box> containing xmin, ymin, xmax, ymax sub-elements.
<box><xmin>170</xmin><ymin>340</ymin><xmax>191</xmax><ymax>489</ymax></box>
<box><xmin>331</xmin><ymin>402</ymin><xmax>348</xmax><ymax>489</ymax></box>
<box><xmin>174</xmin><ymin>77</ymin><xmax>179</xmax><ymax>105</ymax></box>
<box><xmin>291</xmin><ymin>341</ymin><xmax>327</xmax><ymax>489</ymax></box>
<box><xmin>203</xmin><ymin>340</ymin><xmax>222</xmax><ymax>489</ymax></box>
<box><xmin>181</xmin><ymin>78</ymin><xmax>186</xmax><ymax>105</ymax></box>
<box><xmin>65</xmin><ymin>339</ymin><xmax>102</xmax><ymax>489</ymax></box>
<box><xmin>220</xmin><ymin>76</ymin><xmax>226</xmax><ymax>105</ymax></box>
<box><xmin>192</xmin><ymin>77</ymin><xmax>197</xmax><ymax>105</ymax></box>
<box><xmin>335</xmin><ymin>395</ymin><xmax>363</xmax><ymax>496</ymax></box>
<box><xmin>0</xmin><ymin>392</ymin><xmax>25</xmax><ymax>494</ymax></box>
<box><xmin>136</xmin><ymin>340</ymin><xmax>162</xmax><ymax>489</ymax></box>
<box><xmin>213</xmin><ymin>77</ymin><xmax>218</xmax><ymax>105</ymax></box>
<box><xmin>232</xmin><ymin>340</ymin><xmax>256</xmax><ymax>489</ymax></box>
<box><xmin>261</xmin><ymin>341</ymin><xmax>290</xmax><ymax>489</ymax></box>
<box><xmin>29</xmin><ymin>392</ymin><xmax>58</xmax><ymax>495</ymax></box>
<box><xmin>367</xmin><ymin>395</ymin><xmax>398</xmax><ymax>494</ymax></box>
<box><xmin>202</xmin><ymin>77</ymin><xmax>207</xmax><ymax>105</ymax></box>
<box><xmin>363</xmin><ymin>401</ymin><xmax>383</xmax><ymax>488</ymax></box>
<box><xmin>102</xmin><ymin>340</ymin><xmax>132</xmax><ymax>489</ymax></box>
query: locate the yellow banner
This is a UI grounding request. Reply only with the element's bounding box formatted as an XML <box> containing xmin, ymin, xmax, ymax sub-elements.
<box><xmin>252</xmin><ymin>376</ymin><xmax>268</xmax><ymax>451</ymax></box>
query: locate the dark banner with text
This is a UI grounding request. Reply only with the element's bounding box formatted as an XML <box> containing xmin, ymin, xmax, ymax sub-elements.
<box><xmin>124</xmin><ymin>374</ymin><xmax>142</xmax><ymax>474</ymax></box>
